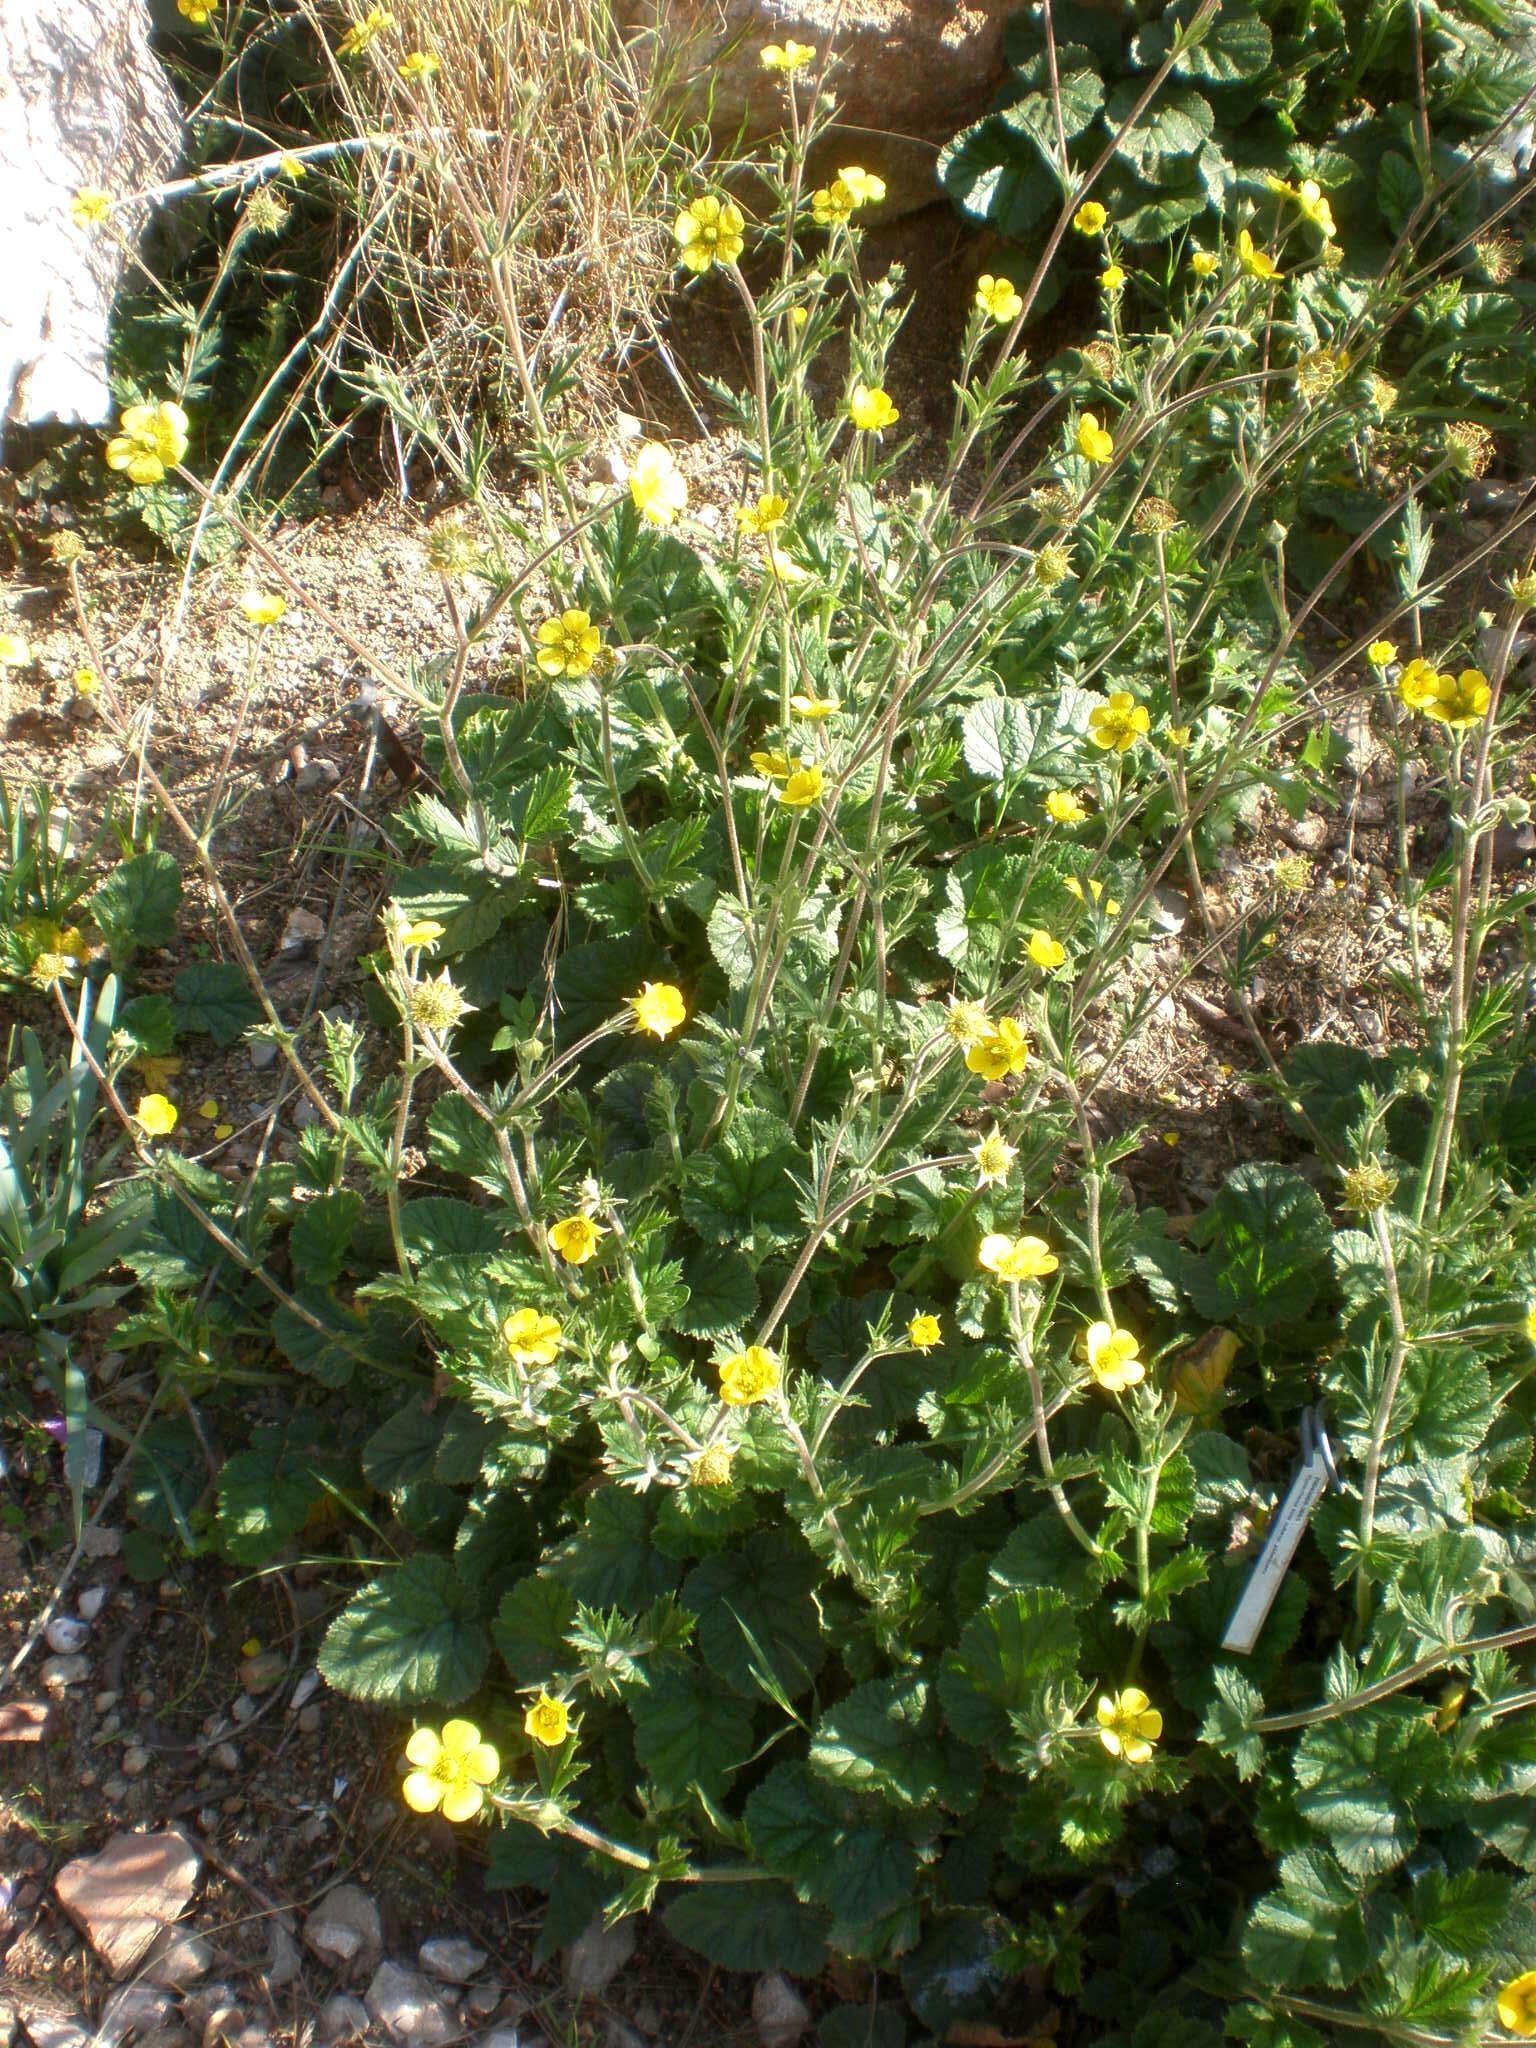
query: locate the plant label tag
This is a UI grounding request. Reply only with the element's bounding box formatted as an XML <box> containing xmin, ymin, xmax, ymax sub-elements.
<box><xmin>1221</xmin><ymin>1406</ymin><xmax>1340</xmax><ymax>1656</ymax></box>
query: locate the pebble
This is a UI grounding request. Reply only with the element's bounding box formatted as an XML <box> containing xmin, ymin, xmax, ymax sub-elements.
<box><xmin>249</xmin><ymin>1042</ymin><xmax>279</xmax><ymax>1072</ymax></box>
<box><xmin>364</xmin><ymin>1962</ymin><xmax>456</xmax><ymax>2047</ymax></box>
<box><xmin>564</xmin><ymin>1914</ymin><xmax>637</xmax><ymax>1996</ymax></box>
<box><xmin>237</xmin><ymin>1651</ymin><xmax>286</xmax><ymax>1694</ymax></box>
<box><xmin>265</xmin><ymin>1923</ymin><xmax>302</xmax><ymax>1991</ymax></box>
<box><xmin>54</xmin><ymin>1831</ymin><xmax>201</xmax><ymax>1977</ymax></box>
<box><xmin>477</xmin><ymin>2032</ymin><xmax>525</xmax><ymax>2048</ymax></box>
<box><xmin>419</xmin><ymin>1937</ymin><xmax>487</xmax><ymax>1984</ymax></box>
<box><xmin>19</xmin><ymin>2015</ymin><xmax>92</xmax><ymax>2048</ymax></box>
<box><xmin>605</xmin><ymin>2021</ymin><xmax>647</xmax><ymax>2048</ymax></box>
<box><xmin>121</xmin><ymin>1746</ymin><xmax>151</xmax><ymax>1779</ymax></box>
<box><xmin>317</xmin><ymin>1996</ymin><xmax>370</xmax><ymax>2044</ymax></box>
<box><xmin>201</xmin><ymin>2004</ymin><xmax>244</xmax><ymax>2048</ymax></box>
<box><xmin>40</xmin><ymin>1655</ymin><xmax>90</xmax><ymax>1690</ymax></box>
<box><xmin>144</xmin><ymin>1929</ymin><xmax>214</xmax><ymax>1988</ymax></box>
<box><xmin>303</xmin><ymin>1884</ymin><xmax>382</xmax><ymax>1976</ymax></box>
<box><xmin>752</xmin><ymin>1973</ymin><xmax>810</xmax><ymax>2048</ymax></box>
<box><xmin>288</xmin><ymin>1668</ymin><xmax>321</xmax><ymax>1712</ymax></box>
<box><xmin>44</xmin><ymin>1616</ymin><xmax>90</xmax><ymax>1656</ymax></box>
<box><xmin>101</xmin><ymin>1774</ymin><xmax>129</xmax><ymax>1802</ymax></box>
<box><xmin>297</xmin><ymin>1704</ymin><xmax>322</xmax><ymax>1736</ymax></box>
<box><xmin>98</xmin><ymin>1984</ymin><xmax>173</xmax><ymax>2046</ymax></box>
<box><xmin>81</xmin><ymin>1526</ymin><xmax>121</xmax><ymax>1558</ymax></box>
<box><xmin>464</xmin><ymin>1981</ymin><xmax>503</xmax><ymax>2018</ymax></box>
<box><xmin>211</xmin><ymin>1744</ymin><xmax>240</xmax><ymax>1772</ymax></box>
<box><xmin>77</xmin><ymin>1586</ymin><xmax>108</xmax><ymax>1624</ymax></box>
<box><xmin>94</xmin><ymin>1691</ymin><xmax>119</xmax><ymax>1713</ymax></box>
<box><xmin>100</xmin><ymin>1714</ymin><xmax>122</xmax><ymax>1737</ymax></box>
<box><xmin>230</xmin><ymin>1694</ymin><xmax>259</xmax><ymax>1725</ymax></box>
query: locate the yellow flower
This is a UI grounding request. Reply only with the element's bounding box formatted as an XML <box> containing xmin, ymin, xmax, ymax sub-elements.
<box><xmin>1190</xmin><ymin>249</ymin><xmax>1219</xmax><ymax>277</ymax></box>
<box><xmin>849</xmin><ymin>384</ymin><xmax>899</xmax><ymax>432</ymax></box>
<box><xmin>336</xmin><ymin>6</ymin><xmax>393</xmax><ymax>55</ymax></box>
<box><xmin>766</xmin><ymin>545</ymin><xmax>809</xmax><ymax>585</ymax></box>
<box><xmin>240</xmin><ymin>591</ymin><xmax>287</xmax><ymax>627</ymax></box>
<box><xmin>105</xmin><ymin>400</ymin><xmax>189</xmax><ymax>486</ymax></box>
<box><xmin>972</xmin><ymin>1129</ymin><xmax>1017</xmax><ymax>1187</ymax></box>
<box><xmin>978</xmin><ymin>1233</ymin><xmax>1059</xmax><ymax>1283</ymax></box>
<box><xmin>736</xmin><ymin>493</ymin><xmax>789</xmax><ymax>535</ymax></box>
<box><xmin>1027</xmin><ymin>930</ymin><xmax>1066</xmax><ymax>971</ymax></box>
<box><xmin>398</xmin><ymin>49</ymin><xmax>438</xmax><ymax>78</ymax></box>
<box><xmin>177</xmin><ymin>0</ymin><xmax>216</xmax><ymax>21</ymax></box>
<box><xmin>788</xmin><ymin>306</ymin><xmax>809</xmax><ymax>330</ymax></box>
<box><xmin>0</xmin><ymin>633</ymin><xmax>31</xmax><ymax>667</ymax></box>
<box><xmin>1096</xmin><ymin>1687</ymin><xmax>1161</xmax><ymax>1763</ymax></box>
<box><xmin>548</xmin><ymin>1214</ymin><xmax>604</xmax><ymax>1264</ymax></box>
<box><xmin>1100</xmin><ymin>265</ymin><xmax>1126</xmax><ymax>292</ymax></box>
<box><xmin>975</xmin><ymin>273</ymin><xmax>1023</xmax><ymax>324</ymax></box>
<box><xmin>674</xmin><ymin>194</ymin><xmax>746</xmax><ymax>274</ymax></box>
<box><xmin>630</xmin><ymin>980</ymin><xmax>687</xmax><ymax>1039</ymax></box>
<box><xmin>790</xmin><ymin>691</ymin><xmax>840</xmax><ymax>720</ymax></box>
<box><xmin>1295</xmin><ymin>178</ymin><xmax>1336</xmax><ymax>238</ymax></box>
<box><xmin>1074</xmin><ymin>201</ymin><xmax>1108</xmax><ymax>235</ymax></box>
<box><xmin>966</xmin><ymin>1017</ymin><xmax>1030</xmax><ymax>1080</ymax></box>
<box><xmin>72</xmin><ymin>666</ymin><xmax>100</xmax><ymax>696</ymax></box>
<box><xmin>908</xmin><ymin>1312</ymin><xmax>942</xmax><ymax>1351</ymax></box>
<box><xmin>524</xmin><ymin>1694</ymin><xmax>570</xmax><ymax>1747</ymax></box>
<box><xmin>134</xmin><ymin>1094</ymin><xmax>178</xmax><ymax>1138</ymax></box>
<box><xmin>1064</xmin><ymin>875</ymin><xmax>1120</xmax><ymax>915</ymax></box>
<box><xmin>719</xmin><ymin>1345</ymin><xmax>781</xmax><ymax>1405</ymax></box>
<box><xmin>1168</xmin><ymin>725</ymin><xmax>1191</xmax><ymax>748</ymax></box>
<box><xmin>502</xmin><ymin>1308</ymin><xmax>562</xmax><ymax>1367</ymax></box>
<box><xmin>1274</xmin><ymin>854</ymin><xmax>1312</xmax><ymax>894</ymax></box>
<box><xmin>811</xmin><ymin>183</ymin><xmax>854</xmax><ymax>228</ymax></box>
<box><xmin>536</xmin><ymin>609</ymin><xmax>602</xmax><ymax>678</ymax></box>
<box><xmin>1088</xmin><ymin>691</ymin><xmax>1150</xmax><ymax>752</ymax></box>
<box><xmin>1498</xmin><ymin>1973</ymin><xmax>1536</xmax><ymax>2038</ymax></box>
<box><xmin>1367</xmin><ymin>640</ymin><xmax>1397</xmax><ymax>667</ymax></box>
<box><xmin>71</xmin><ymin>188</ymin><xmax>112</xmax><ymax>226</ymax></box>
<box><xmin>945</xmin><ymin>997</ymin><xmax>991</xmax><ymax>1051</ymax></box>
<box><xmin>403</xmin><ymin>1720</ymin><xmax>500</xmax><ymax>1820</ymax></box>
<box><xmin>279</xmin><ymin>154</ymin><xmax>307</xmax><ymax>179</ymax></box>
<box><xmin>761</xmin><ymin>38</ymin><xmax>816</xmax><ymax>71</ymax></box>
<box><xmin>398</xmin><ymin>918</ymin><xmax>445</xmax><ymax>949</ymax></box>
<box><xmin>1424</xmin><ymin>668</ymin><xmax>1491</xmax><ymax>729</ymax></box>
<box><xmin>1397</xmin><ymin>657</ymin><xmax>1440</xmax><ymax>709</ymax></box>
<box><xmin>1085</xmin><ymin>1320</ymin><xmax>1144</xmax><ymax>1392</ymax></box>
<box><xmin>751</xmin><ymin>748</ymin><xmax>794</xmax><ymax>780</ymax></box>
<box><xmin>1076</xmin><ymin>412</ymin><xmax>1113</xmax><ymax>465</ymax></box>
<box><xmin>1525</xmin><ymin>1304</ymin><xmax>1536</xmax><ymax>1347</ymax></box>
<box><xmin>779</xmin><ymin>764</ymin><xmax>825</xmax><ymax>807</ymax></box>
<box><xmin>836</xmin><ymin>167</ymin><xmax>886</xmax><ymax>206</ymax></box>
<box><xmin>1238</xmin><ymin>229</ymin><xmax>1281</xmax><ymax>281</ymax></box>
<box><xmin>629</xmin><ymin>442</ymin><xmax>688</xmax><ymax>527</ymax></box>
<box><xmin>1046</xmin><ymin>790</ymin><xmax>1087</xmax><ymax>824</ymax></box>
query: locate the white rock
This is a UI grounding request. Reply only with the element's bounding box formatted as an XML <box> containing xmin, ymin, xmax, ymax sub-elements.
<box><xmin>120</xmin><ymin>1746</ymin><xmax>151</xmax><ymax>1779</ymax></box>
<box><xmin>201</xmin><ymin>2005</ymin><xmax>243</xmax><ymax>2048</ymax></box>
<box><xmin>40</xmin><ymin>1655</ymin><xmax>90</xmax><ymax>1689</ymax></box>
<box><xmin>97</xmin><ymin>1982</ymin><xmax>172</xmax><ymax>2046</ymax></box>
<box><xmin>287</xmin><ymin>1668</ymin><xmax>321</xmax><ymax>1713</ymax></box>
<box><xmin>752</xmin><ymin>1972</ymin><xmax>810</xmax><ymax>2048</ymax></box>
<box><xmin>464</xmin><ymin>1980</ymin><xmax>503</xmax><ymax>2018</ymax></box>
<box><xmin>77</xmin><ymin>1586</ymin><xmax>108</xmax><ymax>1623</ymax></box>
<box><xmin>317</xmin><ymin>1996</ymin><xmax>370</xmax><ymax>2043</ymax></box>
<box><xmin>303</xmin><ymin>1885</ymin><xmax>382</xmax><ymax>1977</ymax></box>
<box><xmin>19</xmin><ymin>2015</ymin><xmax>91</xmax><ymax>2048</ymax></box>
<box><xmin>477</xmin><ymin>2033</ymin><xmax>526</xmax><ymax>2048</ymax></box>
<box><xmin>44</xmin><ymin>1616</ymin><xmax>89</xmax><ymax>1656</ymax></box>
<box><xmin>211</xmin><ymin>1744</ymin><xmax>240</xmax><ymax>1773</ymax></box>
<box><xmin>364</xmin><ymin>1962</ymin><xmax>455</xmax><ymax>2048</ymax></box>
<box><xmin>230</xmin><ymin>1695</ymin><xmax>258</xmax><ymax>1725</ymax></box>
<box><xmin>265</xmin><ymin>1923</ymin><xmax>302</xmax><ymax>1990</ymax></box>
<box><xmin>419</xmin><ymin>1937</ymin><xmax>487</xmax><ymax>1984</ymax></box>
<box><xmin>54</xmin><ymin>1830</ymin><xmax>201</xmax><ymax>1977</ymax></box>
<box><xmin>564</xmin><ymin>1914</ymin><xmax>637</xmax><ymax>1996</ymax></box>
<box><xmin>144</xmin><ymin>1927</ymin><xmax>214</xmax><ymax>1988</ymax></box>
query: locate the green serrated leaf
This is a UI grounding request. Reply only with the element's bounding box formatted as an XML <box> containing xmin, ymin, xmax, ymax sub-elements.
<box><xmin>811</xmin><ymin>1674</ymin><xmax>982</xmax><ymax>1811</ymax></box>
<box><xmin>663</xmin><ymin>1882</ymin><xmax>829</xmax><ymax>1974</ymax></box>
<box><xmin>319</xmin><ymin>1556</ymin><xmax>489</xmax><ymax>1704</ymax></box>
<box><xmin>173</xmin><ymin>961</ymin><xmax>264</xmax><ymax>1046</ymax></box>
<box><xmin>939</xmin><ymin>1588</ymin><xmax>1079</xmax><ymax>1746</ymax></box>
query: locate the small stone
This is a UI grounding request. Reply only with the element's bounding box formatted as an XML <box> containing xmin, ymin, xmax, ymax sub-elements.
<box><xmin>317</xmin><ymin>1997</ymin><xmax>370</xmax><ymax>2044</ymax></box>
<box><xmin>44</xmin><ymin>1616</ymin><xmax>90</xmax><ymax>1656</ymax></box>
<box><xmin>121</xmin><ymin>1746</ymin><xmax>151</xmax><ymax>1779</ymax></box>
<box><xmin>201</xmin><ymin>2005</ymin><xmax>243</xmax><ymax>2048</ymax></box>
<box><xmin>631</xmin><ymin>1999</ymin><xmax>662</xmax><ymax>2037</ymax></box>
<box><xmin>303</xmin><ymin>1885</ymin><xmax>382</xmax><ymax>1978</ymax></box>
<box><xmin>99</xmin><ymin>1713</ymin><xmax>122</xmax><ymax>1737</ymax></box>
<box><xmin>288</xmin><ymin>1668</ymin><xmax>321</xmax><ymax>1712</ymax></box>
<box><xmin>98</xmin><ymin>1983</ymin><xmax>173</xmax><ymax>2045</ymax></box>
<box><xmin>209</xmin><ymin>1741</ymin><xmax>239</xmax><ymax>1772</ymax></box>
<box><xmin>464</xmin><ymin>1981</ymin><xmax>503</xmax><ymax>2019</ymax></box>
<box><xmin>144</xmin><ymin>1928</ymin><xmax>214</xmax><ymax>1988</ymax></box>
<box><xmin>752</xmin><ymin>1973</ymin><xmax>810</xmax><ymax>2048</ymax></box>
<box><xmin>564</xmin><ymin>1913</ymin><xmax>637</xmax><ymax>1997</ymax></box>
<box><xmin>54</xmin><ymin>1832</ymin><xmax>201</xmax><ymax>1977</ymax></box>
<box><xmin>297</xmin><ymin>1704</ymin><xmax>321</xmax><ymax>1735</ymax></box>
<box><xmin>20</xmin><ymin>2015</ymin><xmax>92</xmax><ymax>2048</ymax></box>
<box><xmin>102</xmin><ymin>1774</ymin><xmax>129</xmax><ymax>1802</ymax></box>
<box><xmin>238</xmin><ymin>1650</ymin><xmax>286</xmax><ymax>1694</ymax></box>
<box><xmin>605</xmin><ymin>2021</ymin><xmax>647</xmax><ymax>2048</ymax></box>
<box><xmin>230</xmin><ymin>1694</ymin><xmax>258</xmax><ymax>1725</ymax></box>
<box><xmin>265</xmin><ymin>1923</ymin><xmax>302</xmax><ymax>1991</ymax></box>
<box><xmin>40</xmin><ymin>1655</ymin><xmax>90</xmax><ymax>1690</ymax></box>
<box><xmin>249</xmin><ymin>1042</ymin><xmax>279</xmax><ymax>1072</ymax></box>
<box><xmin>94</xmin><ymin>1690</ymin><xmax>119</xmax><ymax>1712</ymax></box>
<box><xmin>82</xmin><ymin>1526</ymin><xmax>121</xmax><ymax>1557</ymax></box>
<box><xmin>278</xmin><ymin>907</ymin><xmax>326</xmax><ymax>959</ymax></box>
<box><xmin>1149</xmin><ymin>884</ymin><xmax>1189</xmax><ymax>935</ymax></box>
<box><xmin>0</xmin><ymin>1702</ymin><xmax>50</xmax><ymax>1742</ymax></box>
<box><xmin>419</xmin><ymin>1937</ymin><xmax>487</xmax><ymax>1984</ymax></box>
<box><xmin>294</xmin><ymin>757</ymin><xmax>340</xmax><ymax>795</ymax></box>
<box><xmin>477</xmin><ymin>2033</ymin><xmax>526</xmax><ymax>2048</ymax></box>
<box><xmin>364</xmin><ymin>1962</ymin><xmax>455</xmax><ymax>2047</ymax></box>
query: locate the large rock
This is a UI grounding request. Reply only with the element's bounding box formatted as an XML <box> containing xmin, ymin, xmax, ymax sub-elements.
<box><xmin>635</xmin><ymin>0</ymin><xmax>1019</xmax><ymax>214</ymax></box>
<box><xmin>53</xmin><ymin>1831</ymin><xmax>201</xmax><ymax>1978</ymax></box>
<box><xmin>1</xmin><ymin>0</ymin><xmax>182</xmax><ymax>426</ymax></box>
